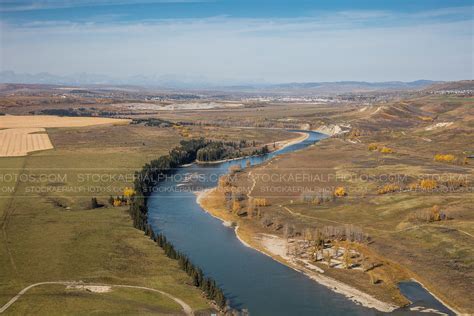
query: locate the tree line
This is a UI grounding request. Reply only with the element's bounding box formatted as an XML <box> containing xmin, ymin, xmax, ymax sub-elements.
<box><xmin>131</xmin><ymin>118</ymin><xmax>173</xmax><ymax>127</ymax></box>
<box><xmin>38</xmin><ymin>108</ymin><xmax>118</xmax><ymax>117</ymax></box>
<box><xmin>196</xmin><ymin>140</ymin><xmax>269</xmax><ymax>162</ymax></box>
<box><xmin>129</xmin><ymin>138</ymin><xmax>229</xmax><ymax>310</ymax></box>
<box><xmin>154</xmin><ymin>232</ymin><xmax>226</xmax><ymax>308</ymax></box>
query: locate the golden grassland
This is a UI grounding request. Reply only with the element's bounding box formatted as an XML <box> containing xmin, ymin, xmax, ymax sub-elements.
<box><xmin>199</xmin><ymin>95</ymin><xmax>474</xmax><ymax>313</ymax></box>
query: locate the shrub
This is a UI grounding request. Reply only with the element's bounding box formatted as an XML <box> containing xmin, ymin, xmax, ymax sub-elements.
<box><xmin>368</xmin><ymin>143</ymin><xmax>378</xmax><ymax>151</ymax></box>
<box><xmin>254</xmin><ymin>198</ymin><xmax>269</xmax><ymax>207</ymax></box>
<box><xmin>229</xmin><ymin>165</ymin><xmax>241</xmax><ymax>174</ymax></box>
<box><xmin>419</xmin><ymin>116</ymin><xmax>434</xmax><ymax>122</ymax></box>
<box><xmin>419</xmin><ymin>179</ymin><xmax>438</xmax><ymax>190</ymax></box>
<box><xmin>434</xmin><ymin>154</ymin><xmax>456</xmax><ymax>163</ymax></box>
<box><xmin>91</xmin><ymin>197</ymin><xmax>101</xmax><ymax>209</ymax></box>
<box><xmin>377</xmin><ymin>184</ymin><xmax>400</xmax><ymax>194</ymax></box>
<box><xmin>379</xmin><ymin>147</ymin><xmax>393</xmax><ymax>154</ymax></box>
<box><xmin>410</xmin><ymin>205</ymin><xmax>448</xmax><ymax>222</ymax></box>
<box><xmin>334</xmin><ymin>187</ymin><xmax>347</xmax><ymax>197</ymax></box>
<box><xmin>431</xmin><ymin>205</ymin><xmax>441</xmax><ymax>221</ymax></box>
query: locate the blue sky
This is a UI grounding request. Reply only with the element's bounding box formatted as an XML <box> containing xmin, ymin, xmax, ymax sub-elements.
<box><xmin>0</xmin><ymin>0</ymin><xmax>472</xmax><ymax>83</ymax></box>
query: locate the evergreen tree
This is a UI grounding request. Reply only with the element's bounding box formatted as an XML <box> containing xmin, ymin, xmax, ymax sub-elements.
<box><xmin>91</xmin><ymin>197</ymin><xmax>100</xmax><ymax>209</ymax></box>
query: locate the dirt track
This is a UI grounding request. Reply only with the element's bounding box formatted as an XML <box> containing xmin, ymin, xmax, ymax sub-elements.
<box><xmin>0</xmin><ymin>281</ymin><xmax>193</xmax><ymax>315</ymax></box>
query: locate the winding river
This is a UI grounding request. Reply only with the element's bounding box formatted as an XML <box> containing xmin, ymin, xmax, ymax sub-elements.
<box><xmin>148</xmin><ymin>131</ymin><xmax>454</xmax><ymax>315</ymax></box>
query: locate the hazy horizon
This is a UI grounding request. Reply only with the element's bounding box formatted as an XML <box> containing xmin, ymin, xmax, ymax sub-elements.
<box><xmin>1</xmin><ymin>0</ymin><xmax>473</xmax><ymax>83</ymax></box>
<box><xmin>1</xmin><ymin>69</ymin><xmax>468</xmax><ymax>86</ymax></box>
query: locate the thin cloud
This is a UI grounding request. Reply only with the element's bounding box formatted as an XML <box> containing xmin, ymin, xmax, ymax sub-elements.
<box><xmin>1</xmin><ymin>7</ymin><xmax>471</xmax><ymax>82</ymax></box>
<box><xmin>0</xmin><ymin>0</ymin><xmax>208</xmax><ymax>12</ymax></box>
<box><xmin>4</xmin><ymin>5</ymin><xmax>472</xmax><ymax>31</ymax></box>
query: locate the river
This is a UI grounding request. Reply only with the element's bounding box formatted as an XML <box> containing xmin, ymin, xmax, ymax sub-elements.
<box><xmin>147</xmin><ymin>130</ymin><xmax>454</xmax><ymax>315</ymax></box>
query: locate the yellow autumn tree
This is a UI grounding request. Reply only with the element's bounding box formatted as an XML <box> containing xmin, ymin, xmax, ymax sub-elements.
<box><xmin>124</xmin><ymin>187</ymin><xmax>136</xmax><ymax>198</ymax></box>
<box><xmin>368</xmin><ymin>143</ymin><xmax>378</xmax><ymax>151</ymax></box>
<box><xmin>431</xmin><ymin>205</ymin><xmax>441</xmax><ymax>221</ymax></box>
<box><xmin>232</xmin><ymin>200</ymin><xmax>241</xmax><ymax>213</ymax></box>
<box><xmin>377</xmin><ymin>183</ymin><xmax>400</xmax><ymax>194</ymax></box>
<box><xmin>434</xmin><ymin>154</ymin><xmax>456</xmax><ymax>163</ymax></box>
<box><xmin>123</xmin><ymin>187</ymin><xmax>136</xmax><ymax>205</ymax></box>
<box><xmin>254</xmin><ymin>198</ymin><xmax>269</xmax><ymax>207</ymax></box>
<box><xmin>379</xmin><ymin>147</ymin><xmax>393</xmax><ymax>154</ymax></box>
<box><xmin>420</xmin><ymin>179</ymin><xmax>438</xmax><ymax>190</ymax></box>
<box><xmin>334</xmin><ymin>187</ymin><xmax>346</xmax><ymax>197</ymax></box>
<box><xmin>343</xmin><ymin>246</ymin><xmax>352</xmax><ymax>269</ymax></box>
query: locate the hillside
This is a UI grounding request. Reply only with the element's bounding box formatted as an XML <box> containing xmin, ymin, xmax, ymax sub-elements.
<box><xmin>199</xmin><ymin>93</ymin><xmax>474</xmax><ymax>313</ymax></box>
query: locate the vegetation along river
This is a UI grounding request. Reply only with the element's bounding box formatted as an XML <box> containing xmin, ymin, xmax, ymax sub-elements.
<box><xmin>148</xmin><ymin>130</ymin><xmax>454</xmax><ymax>315</ymax></box>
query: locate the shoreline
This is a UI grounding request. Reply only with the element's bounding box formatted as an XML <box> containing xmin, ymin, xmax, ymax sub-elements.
<box><xmin>196</xmin><ymin>189</ymin><xmax>397</xmax><ymax>313</ymax></box>
<box><xmin>406</xmin><ymin>278</ymin><xmax>460</xmax><ymax>315</ymax></box>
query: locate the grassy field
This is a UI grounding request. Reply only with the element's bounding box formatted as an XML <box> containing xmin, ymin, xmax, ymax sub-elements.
<box><xmin>0</xmin><ymin>122</ymin><xmax>292</xmax><ymax>314</ymax></box>
<box><xmin>6</xmin><ymin>285</ymin><xmax>185</xmax><ymax>315</ymax></box>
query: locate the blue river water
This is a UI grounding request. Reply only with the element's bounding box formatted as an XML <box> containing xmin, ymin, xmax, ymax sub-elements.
<box><xmin>148</xmin><ymin>131</ymin><xmax>453</xmax><ymax>315</ymax></box>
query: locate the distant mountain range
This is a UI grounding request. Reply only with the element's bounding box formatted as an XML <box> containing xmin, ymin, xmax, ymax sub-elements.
<box><xmin>221</xmin><ymin>80</ymin><xmax>442</xmax><ymax>93</ymax></box>
<box><xmin>0</xmin><ymin>71</ymin><xmax>217</xmax><ymax>88</ymax></box>
<box><xmin>0</xmin><ymin>70</ymin><xmax>445</xmax><ymax>93</ymax></box>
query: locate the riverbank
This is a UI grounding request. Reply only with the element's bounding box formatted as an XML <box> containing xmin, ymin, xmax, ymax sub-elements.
<box><xmin>196</xmin><ymin>188</ymin><xmax>398</xmax><ymax>313</ymax></box>
<box><xmin>271</xmin><ymin>131</ymin><xmax>309</xmax><ymax>150</ymax></box>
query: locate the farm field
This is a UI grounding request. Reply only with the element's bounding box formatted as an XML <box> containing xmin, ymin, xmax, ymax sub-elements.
<box><xmin>0</xmin><ymin>119</ymin><xmax>292</xmax><ymax>314</ymax></box>
<box><xmin>0</xmin><ymin>128</ymin><xmax>53</xmax><ymax>157</ymax></box>
<box><xmin>0</xmin><ymin>115</ymin><xmax>131</xmax><ymax>157</ymax></box>
<box><xmin>0</xmin><ymin>115</ymin><xmax>130</xmax><ymax>128</ymax></box>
